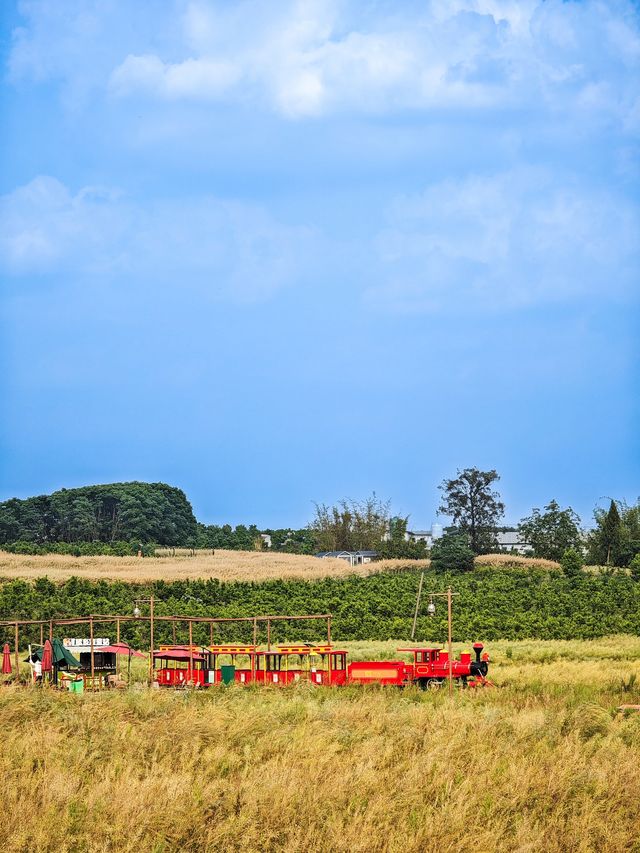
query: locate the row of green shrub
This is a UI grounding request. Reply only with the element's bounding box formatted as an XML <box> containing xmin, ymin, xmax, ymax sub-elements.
<box><xmin>2</xmin><ymin>541</ymin><xmax>156</xmax><ymax>557</ymax></box>
<box><xmin>1</xmin><ymin>567</ymin><xmax>638</xmax><ymax>646</ymax></box>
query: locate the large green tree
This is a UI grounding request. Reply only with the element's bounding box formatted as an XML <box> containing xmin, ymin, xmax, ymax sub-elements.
<box><xmin>587</xmin><ymin>499</ymin><xmax>640</xmax><ymax>567</ymax></box>
<box><xmin>438</xmin><ymin>468</ymin><xmax>505</xmax><ymax>554</ymax></box>
<box><xmin>429</xmin><ymin>531</ymin><xmax>474</xmax><ymax>573</ymax></box>
<box><xmin>309</xmin><ymin>494</ymin><xmax>391</xmax><ymax>552</ymax></box>
<box><xmin>518</xmin><ymin>500</ymin><xmax>583</xmax><ymax>561</ymax></box>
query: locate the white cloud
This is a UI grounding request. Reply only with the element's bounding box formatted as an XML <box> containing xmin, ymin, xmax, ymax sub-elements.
<box><xmin>9</xmin><ymin>0</ymin><xmax>640</xmax><ymax>122</ymax></box>
<box><xmin>0</xmin><ymin>176</ymin><xmax>313</xmax><ymax>303</ymax></box>
<box><xmin>366</xmin><ymin>168</ymin><xmax>640</xmax><ymax>312</ymax></box>
<box><xmin>110</xmin><ymin>54</ymin><xmax>240</xmax><ymax>100</ymax></box>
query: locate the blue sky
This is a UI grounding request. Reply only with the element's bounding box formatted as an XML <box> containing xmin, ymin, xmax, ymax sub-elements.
<box><xmin>1</xmin><ymin>0</ymin><xmax>638</xmax><ymax>529</ymax></box>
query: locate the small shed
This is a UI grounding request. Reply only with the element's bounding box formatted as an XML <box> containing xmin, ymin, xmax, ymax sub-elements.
<box><xmin>314</xmin><ymin>550</ymin><xmax>378</xmax><ymax>566</ymax></box>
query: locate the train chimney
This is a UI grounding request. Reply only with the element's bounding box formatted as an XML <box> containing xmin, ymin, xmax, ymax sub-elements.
<box><xmin>472</xmin><ymin>642</ymin><xmax>484</xmax><ymax>663</ymax></box>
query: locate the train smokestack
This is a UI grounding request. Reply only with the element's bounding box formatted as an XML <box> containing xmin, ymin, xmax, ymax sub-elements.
<box><xmin>471</xmin><ymin>643</ymin><xmax>488</xmax><ymax>677</ymax></box>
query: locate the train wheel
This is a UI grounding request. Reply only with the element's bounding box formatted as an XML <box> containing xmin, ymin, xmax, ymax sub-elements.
<box><xmin>417</xmin><ymin>678</ymin><xmax>444</xmax><ymax>690</ymax></box>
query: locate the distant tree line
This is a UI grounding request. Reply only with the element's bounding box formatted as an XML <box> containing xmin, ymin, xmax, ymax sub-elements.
<box><xmin>0</xmin><ymin>474</ymin><xmax>638</xmax><ymax>568</ymax></box>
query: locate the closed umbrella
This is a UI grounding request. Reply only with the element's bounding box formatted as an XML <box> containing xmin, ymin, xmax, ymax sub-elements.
<box><xmin>41</xmin><ymin>639</ymin><xmax>53</xmax><ymax>675</ymax></box>
<box><xmin>2</xmin><ymin>643</ymin><xmax>11</xmax><ymax>675</ymax></box>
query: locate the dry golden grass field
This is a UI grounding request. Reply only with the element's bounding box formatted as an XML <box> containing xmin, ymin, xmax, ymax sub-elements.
<box><xmin>0</xmin><ymin>550</ymin><xmax>564</xmax><ymax>584</ymax></box>
<box><xmin>0</xmin><ymin>549</ymin><xmax>362</xmax><ymax>583</ymax></box>
<box><xmin>1</xmin><ymin>637</ymin><xmax>639</xmax><ymax>853</ymax></box>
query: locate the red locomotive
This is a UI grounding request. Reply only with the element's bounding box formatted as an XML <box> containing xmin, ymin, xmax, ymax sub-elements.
<box><xmin>152</xmin><ymin>642</ymin><xmax>490</xmax><ymax>689</ymax></box>
<box><xmin>348</xmin><ymin>643</ymin><xmax>490</xmax><ymax>689</ymax></box>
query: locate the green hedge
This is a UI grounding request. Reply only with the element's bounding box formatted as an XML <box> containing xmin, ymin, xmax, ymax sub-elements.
<box><xmin>1</xmin><ymin>568</ymin><xmax>638</xmax><ymax>646</ymax></box>
<box><xmin>1</xmin><ymin>541</ymin><xmax>155</xmax><ymax>557</ymax></box>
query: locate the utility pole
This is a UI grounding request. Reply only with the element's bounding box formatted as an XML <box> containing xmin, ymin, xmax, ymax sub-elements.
<box><xmin>424</xmin><ymin>586</ymin><xmax>458</xmax><ymax>697</ymax></box>
<box><xmin>411</xmin><ymin>572</ymin><xmax>425</xmax><ymax>640</ymax></box>
<box><xmin>447</xmin><ymin>586</ymin><xmax>453</xmax><ymax>697</ymax></box>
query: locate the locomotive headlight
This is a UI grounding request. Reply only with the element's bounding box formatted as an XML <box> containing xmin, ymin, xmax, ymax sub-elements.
<box><xmin>426</xmin><ymin>598</ymin><xmax>436</xmax><ymax>616</ymax></box>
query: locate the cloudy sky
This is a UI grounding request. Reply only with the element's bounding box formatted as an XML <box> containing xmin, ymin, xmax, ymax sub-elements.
<box><xmin>1</xmin><ymin>0</ymin><xmax>638</xmax><ymax>528</ymax></box>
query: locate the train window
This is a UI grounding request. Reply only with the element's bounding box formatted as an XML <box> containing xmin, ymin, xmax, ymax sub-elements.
<box><xmin>332</xmin><ymin>654</ymin><xmax>345</xmax><ymax>671</ymax></box>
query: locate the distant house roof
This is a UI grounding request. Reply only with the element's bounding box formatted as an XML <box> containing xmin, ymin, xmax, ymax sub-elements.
<box><xmin>315</xmin><ymin>551</ymin><xmax>352</xmax><ymax>558</ymax></box>
<box><xmin>314</xmin><ymin>550</ymin><xmax>378</xmax><ymax>558</ymax></box>
<box><xmin>496</xmin><ymin>531</ymin><xmax>529</xmax><ymax>546</ymax></box>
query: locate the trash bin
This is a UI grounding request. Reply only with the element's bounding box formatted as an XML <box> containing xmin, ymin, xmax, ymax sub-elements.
<box><xmin>220</xmin><ymin>665</ymin><xmax>235</xmax><ymax>685</ymax></box>
<box><xmin>70</xmin><ymin>679</ymin><xmax>84</xmax><ymax>694</ymax></box>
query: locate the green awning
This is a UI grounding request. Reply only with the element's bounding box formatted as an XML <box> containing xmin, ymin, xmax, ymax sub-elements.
<box><xmin>25</xmin><ymin>639</ymin><xmax>81</xmax><ymax>668</ymax></box>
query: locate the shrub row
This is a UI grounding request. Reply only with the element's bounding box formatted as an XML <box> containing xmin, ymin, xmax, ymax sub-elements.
<box><xmin>2</xmin><ymin>541</ymin><xmax>155</xmax><ymax>557</ymax></box>
<box><xmin>1</xmin><ymin>567</ymin><xmax>638</xmax><ymax>645</ymax></box>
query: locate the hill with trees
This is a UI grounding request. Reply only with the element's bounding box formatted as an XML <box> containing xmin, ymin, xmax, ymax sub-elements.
<box><xmin>0</xmin><ymin>482</ymin><xmax>197</xmax><ymax>546</ymax></box>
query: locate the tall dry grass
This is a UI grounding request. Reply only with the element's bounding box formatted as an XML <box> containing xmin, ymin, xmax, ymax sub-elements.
<box><xmin>0</xmin><ymin>549</ymin><xmax>618</xmax><ymax>584</ymax></box>
<box><xmin>0</xmin><ymin>550</ymin><xmax>374</xmax><ymax>583</ymax></box>
<box><xmin>0</xmin><ymin>638</ymin><xmax>639</xmax><ymax>852</ymax></box>
<box><xmin>474</xmin><ymin>553</ymin><xmax>561</xmax><ymax>570</ymax></box>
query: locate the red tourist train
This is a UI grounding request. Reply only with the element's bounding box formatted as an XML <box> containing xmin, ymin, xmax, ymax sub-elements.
<box><xmin>152</xmin><ymin>642</ymin><xmax>491</xmax><ymax>689</ymax></box>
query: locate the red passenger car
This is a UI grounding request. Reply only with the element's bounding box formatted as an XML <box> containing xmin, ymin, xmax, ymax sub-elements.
<box><xmin>255</xmin><ymin>645</ymin><xmax>348</xmax><ymax>686</ymax></box>
<box><xmin>206</xmin><ymin>645</ymin><xmax>258</xmax><ymax>684</ymax></box>
<box><xmin>153</xmin><ymin>645</ymin><xmax>208</xmax><ymax>687</ymax></box>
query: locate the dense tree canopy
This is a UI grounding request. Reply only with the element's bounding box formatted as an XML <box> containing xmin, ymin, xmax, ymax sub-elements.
<box><xmin>518</xmin><ymin>500</ymin><xmax>583</xmax><ymax>561</ymax></box>
<box><xmin>587</xmin><ymin>500</ymin><xmax>640</xmax><ymax>567</ymax></box>
<box><xmin>438</xmin><ymin>468</ymin><xmax>505</xmax><ymax>554</ymax></box>
<box><xmin>309</xmin><ymin>494</ymin><xmax>391</xmax><ymax>552</ymax></box>
<box><xmin>196</xmin><ymin>523</ymin><xmax>262</xmax><ymax>551</ymax></box>
<box><xmin>430</xmin><ymin>532</ymin><xmax>475</xmax><ymax>573</ymax></box>
<box><xmin>0</xmin><ymin>483</ymin><xmax>197</xmax><ymax>546</ymax></box>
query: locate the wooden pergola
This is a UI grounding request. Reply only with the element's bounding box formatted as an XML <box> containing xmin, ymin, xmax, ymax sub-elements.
<box><xmin>0</xmin><ymin>608</ymin><xmax>332</xmax><ymax>687</ymax></box>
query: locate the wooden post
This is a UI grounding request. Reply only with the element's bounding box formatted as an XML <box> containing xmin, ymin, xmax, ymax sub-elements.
<box><xmin>90</xmin><ymin>617</ymin><xmax>95</xmax><ymax>691</ymax></box>
<box><xmin>149</xmin><ymin>597</ymin><xmax>155</xmax><ymax>685</ymax></box>
<box><xmin>116</xmin><ymin>618</ymin><xmax>121</xmax><ymax>644</ymax></box>
<box><xmin>209</xmin><ymin>622</ymin><xmax>214</xmax><ymax>645</ymax></box>
<box><xmin>40</xmin><ymin>624</ymin><xmax>44</xmax><ymax>646</ymax></box>
<box><xmin>447</xmin><ymin>587</ymin><xmax>453</xmax><ymax>698</ymax></box>
<box><xmin>49</xmin><ymin>620</ymin><xmax>53</xmax><ymax>640</ymax></box>
<box><xmin>14</xmin><ymin>622</ymin><xmax>19</xmax><ymax>681</ymax></box>
<box><xmin>411</xmin><ymin>572</ymin><xmax>425</xmax><ymax>640</ymax></box>
<box><xmin>267</xmin><ymin>619</ymin><xmax>271</xmax><ymax>651</ymax></box>
<box><xmin>327</xmin><ymin>615</ymin><xmax>331</xmax><ymax>645</ymax></box>
<box><xmin>252</xmin><ymin>618</ymin><xmax>257</xmax><ymax>681</ymax></box>
<box><xmin>172</xmin><ymin>620</ymin><xmax>177</xmax><ymax>645</ymax></box>
<box><xmin>188</xmin><ymin>621</ymin><xmax>194</xmax><ymax>686</ymax></box>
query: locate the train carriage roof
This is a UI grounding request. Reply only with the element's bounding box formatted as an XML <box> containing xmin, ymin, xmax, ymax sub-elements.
<box><xmin>258</xmin><ymin>645</ymin><xmax>347</xmax><ymax>656</ymax></box>
<box><xmin>153</xmin><ymin>649</ymin><xmax>206</xmax><ymax>662</ymax></box>
<box><xmin>397</xmin><ymin>647</ymin><xmax>444</xmax><ymax>653</ymax></box>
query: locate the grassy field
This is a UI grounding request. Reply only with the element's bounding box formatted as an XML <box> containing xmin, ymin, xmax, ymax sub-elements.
<box><xmin>0</xmin><ymin>550</ymin><xmax>566</xmax><ymax>584</ymax></box>
<box><xmin>0</xmin><ymin>549</ymin><xmax>370</xmax><ymax>583</ymax></box>
<box><xmin>1</xmin><ymin>637</ymin><xmax>639</xmax><ymax>853</ymax></box>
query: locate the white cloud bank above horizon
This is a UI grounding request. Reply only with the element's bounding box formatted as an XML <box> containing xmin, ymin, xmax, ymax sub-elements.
<box><xmin>368</xmin><ymin>168</ymin><xmax>640</xmax><ymax>312</ymax></box>
<box><xmin>2</xmin><ymin>171</ymin><xmax>637</xmax><ymax>313</ymax></box>
<box><xmin>8</xmin><ymin>0</ymin><xmax>640</xmax><ymax>123</ymax></box>
<box><xmin>0</xmin><ymin>176</ymin><xmax>315</xmax><ymax>304</ymax></box>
